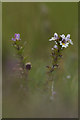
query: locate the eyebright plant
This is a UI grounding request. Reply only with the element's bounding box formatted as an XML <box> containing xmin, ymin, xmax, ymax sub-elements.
<box><xmin>11</xmin><ymin>33</ymin><xmax>32</xmax><ymax>78</ymax></box>
<box><xmin>47</xmin><ymin>33</ymin><xmax>73</xmax><ymax>73</ymax></box>
<box><xmin>45</xmin><ymin>33</ymin><xmax>73</xmax><ymax>99</ymax></box>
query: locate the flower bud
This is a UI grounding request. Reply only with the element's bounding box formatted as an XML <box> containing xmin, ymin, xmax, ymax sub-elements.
<box><xmin>25</xmin><ymin>62</ymin><xmax>32</xmax><ymax>70</ymax></box>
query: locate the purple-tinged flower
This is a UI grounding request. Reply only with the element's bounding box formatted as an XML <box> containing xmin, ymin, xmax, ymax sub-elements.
<box><xmin>66</xmin><ymin>34</ymin><xmax>73</xmax><ymax>45</ymax></box>
<box><xmin>60</xmin><ymin>40</ymin><xmax>69</xmax><ymax>48</ymax></box>
<box><xmin>60</xmin><ymin>34</ymin><xmax>69</xmax><ymax>48</ymax></box>
<box><xmin>60</xmin><ymin>34</ymin><xmax>73</xmax><ymax>46</ymax></box>
<box><xmin>54</xmin><ymin>33</ymin><xmax>58</xmax><ymax>39</ymax></box>
<box><xmin>49</xmin><ymin>33</ymin><xmax>58</xmax><ymax>41</ymax></box>
<box><xmin>12</xmin><ymin>33</ymin><xmax>21</xmax><ymax>41</ymax></box>
<box><xmin>15</xmin><ymin>33</ymin><xmax>20</xmax><ymax>40</ymax></box>
<box><xmin>12</xmin><ymin>38</ymin><xmax>16</xmax><ymax>41</ymax></box>
<box><xmin>54</xmin><ymin>45</ymin><xmax>58</xmax><ymax>49</ymax></box>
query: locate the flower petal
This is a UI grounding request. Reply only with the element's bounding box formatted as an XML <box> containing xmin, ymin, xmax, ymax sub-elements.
<box><xmin>66</xmin><ymin>34</ymin><xmax>70</xmax><ymax>39</ymax></box>
<box><xmin>49</xmin><ymin>37</ymin><xmax>55</xmax><ymax>41</ymax></box>
<box><xmin>54</xmin><ymin>45</ymin><xmax>58</xmax><ymax>49</ymax></box>
<box><xmin>54</xmin><ymin>33</ymin><xmax>58</xmax><ymax>38</ymax></box>
<box><xmin>12</xmin><ymin>38</ymin><xmax>16</xmax><ymax>41</ymax></box>
<box><xmin>60</xmin><ymin>34</ymin><xmax>65</xmax><ymax>39</ymax></box>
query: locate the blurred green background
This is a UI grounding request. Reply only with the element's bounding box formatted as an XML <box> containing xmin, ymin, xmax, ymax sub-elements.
<box><xmin>2</xmin><ymin>2</ymin><xmax>78</xmax><ymax>118</ymax></box>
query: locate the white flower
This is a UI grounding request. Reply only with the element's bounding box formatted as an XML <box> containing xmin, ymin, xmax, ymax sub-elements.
<box><xmin>49</xmin><ymin>37</ymin><xmax>55</xmax><ymax>41</ymax></box>
<box><xmin>60</xmin><ymin>41</ymin><xmax>69</xmax><ymax>48</ymax></box>
<box><xmin>66</xmin><ymin>34</ymin><xmax>73</xmax><ymax>45</ymax></box>
<box><xmin>51</xmin><ymin>48</ymin><xmax>54</xmax><ymax>50</ymax></box>
<box><xmin>60</xmin><ymin>33</ymin><xmax>73</xmax><ymax>48</ymax></box>
<box><xmin>54</xmin><ymin>33</ymin><xmax>58</xmax><ymax>39</ymax></box>
<box><xmin>49</xmin><ymin>33</ymin><xmax>58</xmax><ymax>41</ymax></box>
<box><xmin>60</xmin><ymin>34</ymin><xmax>69</xmax><ymax>48</ymax></box>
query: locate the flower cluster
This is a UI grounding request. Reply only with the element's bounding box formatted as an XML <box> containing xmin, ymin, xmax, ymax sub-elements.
<box><xmin>47</xmin><ymin>33</ymin><xmax>73</xmax><ymax>73</ymax></box>
<box><xmin>49</xmin><ymin>33</ymin><xmax>73</xmax><ymax>48</ymax></box>
<box><xmin>12</xmin><ymin>33</ymin><xmax>21</xmax><ymax>41</ymax></box>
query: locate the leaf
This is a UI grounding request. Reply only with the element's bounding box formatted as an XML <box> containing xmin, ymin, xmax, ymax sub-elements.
<box><xmin>22</xmin><ymin>56</ymin><xmax>28</xmax><ymax>64</ymax></box>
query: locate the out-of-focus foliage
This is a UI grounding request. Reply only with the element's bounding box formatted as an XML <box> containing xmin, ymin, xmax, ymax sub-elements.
<box><xmin>2</xmin><ymin>2</ymin><xmax>78</xmax><ymax>118</ymax></box>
